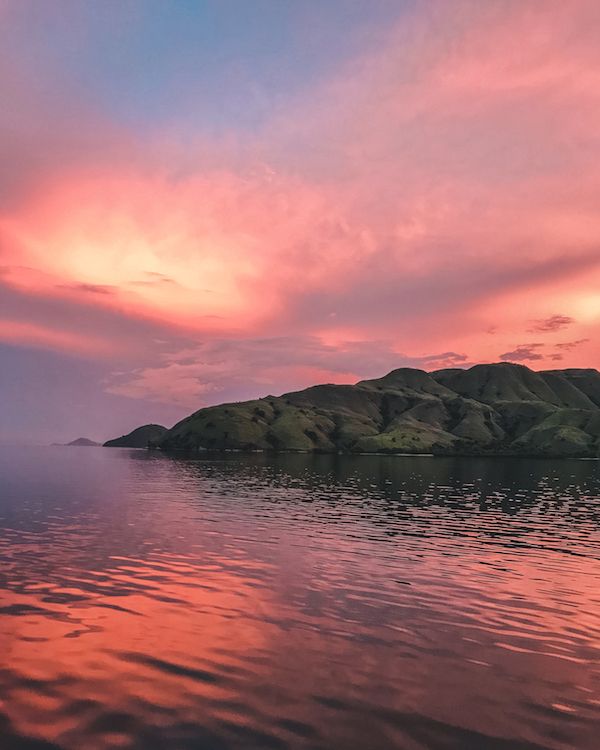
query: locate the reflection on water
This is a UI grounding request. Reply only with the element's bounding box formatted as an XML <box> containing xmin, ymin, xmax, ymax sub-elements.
<box><xmin>0</xmin><ymin>447</ymin><xmax>598</xmax><ymax>750</ymax></box>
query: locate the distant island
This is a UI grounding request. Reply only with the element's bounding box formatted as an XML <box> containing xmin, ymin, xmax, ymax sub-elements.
<box><xmin>142</xmin><ymin>363</ymin><xmax>600</xmax><ymax>458</ymax></box>
<box><xmin>56</xmin><ymin>437</ymin><xmax>101</xmax><ymax>447</ymax></box>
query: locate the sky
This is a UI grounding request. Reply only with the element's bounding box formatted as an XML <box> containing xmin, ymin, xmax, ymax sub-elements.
<box><xmin>1</xmin><ymin>0</ymin><xmax>599</xmax><ymax>444</ymax></box>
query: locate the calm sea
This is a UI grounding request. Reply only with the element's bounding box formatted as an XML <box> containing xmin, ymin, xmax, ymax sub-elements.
<box><xmin>0</xmin><ymin>446</ymin><xmax>598</xmax><ymax>750</ymax></box>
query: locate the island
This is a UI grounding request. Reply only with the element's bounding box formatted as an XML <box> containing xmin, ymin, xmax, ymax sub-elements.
<box><xmin>59</xmin><ymin>438</ymin><xmax>101</xmax><ymax>447</ymax></box>
<box><xmin>122</xmin><ymin>363</ymin><xmax>600</xmax><ymax>458</ymax></box>
<box><xmin>103</xmin><ymin>424</ymin><xmax>167</xmax><ymax>448</ymax></box>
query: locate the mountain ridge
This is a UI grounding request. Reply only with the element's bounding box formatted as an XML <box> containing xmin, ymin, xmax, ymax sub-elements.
<box><xmin>153</xmin><ymin>363</ymin><xmax>600</xmax><ymax>457</ymax></box>
<box><xmin>104</xmin><ymin>424</ymin><xmax>167</xmax><ymax>448</ymax></box>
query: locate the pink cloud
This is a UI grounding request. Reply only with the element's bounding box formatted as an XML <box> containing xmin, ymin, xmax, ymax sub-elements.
<box><xmin>500</xmin><ymin>344</ymin><xmax>545</xmax><ymax>363</ymax></box>
<box><xmin>1</xmin><ymin>0</ymin><xmax>600</xmax><ymax>411</ymax></box>
<box><xmin>104</xmin><ymin>336</ymin><xmax>472</xmax><ymax>408</ymax></box>
<box><xmin>0</xmin><ymin>319</ymin><xmax>115</xmax><ymax>357</ymax></box>
<box><xmin>554</xmin><ymin>338</ymin><xmax>590</xmax><ymax>351</ymax></box>
<box><xmin>528</xmin><ymin>315</ymin><xmax>574</xmax><ymax>333</ymax></box>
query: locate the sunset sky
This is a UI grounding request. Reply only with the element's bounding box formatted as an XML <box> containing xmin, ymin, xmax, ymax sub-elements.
<box><xmin>1</xmin><ymin>0</ymin><xmax>599</xmax><ymax>443</ymax></box>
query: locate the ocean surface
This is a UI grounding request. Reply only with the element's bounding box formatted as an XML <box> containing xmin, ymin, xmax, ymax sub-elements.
<box><xmin>0</xmin><ymin>447</ymin><xmax>598</xmax><ymax>750</ymax></box>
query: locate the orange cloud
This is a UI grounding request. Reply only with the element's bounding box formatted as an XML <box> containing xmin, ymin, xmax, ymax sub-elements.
<box><xmin>1</xmin><ymin>0</ymin><xmax>600</xmax><ymax>414</ymax></box>
<box><xmin>0</xmin><ymin>320</ymin><xmax>115</xmax><ymax>357</ymax></box>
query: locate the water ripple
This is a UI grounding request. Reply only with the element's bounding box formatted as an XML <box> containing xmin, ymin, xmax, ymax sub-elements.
<box><xmin>0</xmin><ymin>448</ymin><xmax>598</xmax><ymax>749</ymax></box>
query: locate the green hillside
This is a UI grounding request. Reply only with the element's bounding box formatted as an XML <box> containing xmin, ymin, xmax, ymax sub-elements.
<box><xmin>104</xmin><ymin>424</ymin><xmax>167</xmax><ymax>448</ymax></box>
<box><xmin>156</xmin><ymin>363</ymin><xmax>600</xmax><ymax>457</ymax></box>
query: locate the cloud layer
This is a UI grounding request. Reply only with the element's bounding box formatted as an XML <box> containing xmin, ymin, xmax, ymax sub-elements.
<box><xmin>1</xmin><ymin>0</ymin><xmax>599</xmax><ymax>439</ymax></box>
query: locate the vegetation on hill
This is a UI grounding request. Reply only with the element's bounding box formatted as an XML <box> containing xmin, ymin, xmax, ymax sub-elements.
<box><xmin>154</xmin><ymin>364</ymin><xmax>600</xmax><ymax>457</ymax></box>
<box><xmin>104</xmin><ymin>424</ymin><xmax>167</xmax><ymax>448</ymax></box>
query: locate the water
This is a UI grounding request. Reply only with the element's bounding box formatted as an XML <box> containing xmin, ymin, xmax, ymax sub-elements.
<box><xmin>0</xmin><ymin>447</ymin><xmax>599</xmax><ymax>750</ymax></box>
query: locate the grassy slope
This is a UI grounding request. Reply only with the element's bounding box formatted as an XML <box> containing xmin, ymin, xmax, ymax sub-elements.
<box><xmin>158</xmin><ymin>363</ymin><xmax>600</xmax><ymax>457</ymax></box>
<box><xmin>104</xmin><ymin>424</ymin><xmax>167</xmax><ymax>448</ymax></box>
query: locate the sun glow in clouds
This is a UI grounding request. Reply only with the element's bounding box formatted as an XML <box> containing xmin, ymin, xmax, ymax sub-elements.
<box><xmin>0</xmin><ymin>0</ymin><xmax>599</xmax><ymax>436</ymax></box>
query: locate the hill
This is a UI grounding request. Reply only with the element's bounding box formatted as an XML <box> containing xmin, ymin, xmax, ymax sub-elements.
<box><xmin>64</xmin><ymin>438</ymin><xmax>100</xmax><ymax>447</ymax></box>
<box><xmin>156</xmin><ymin>363</ymin><xmax>600</xmax><ymax>458</ymax></box>
<box><xmin>104</xmin><ymin>424</ymin><xmax>167</xmax><ymax>448</ymax></box>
